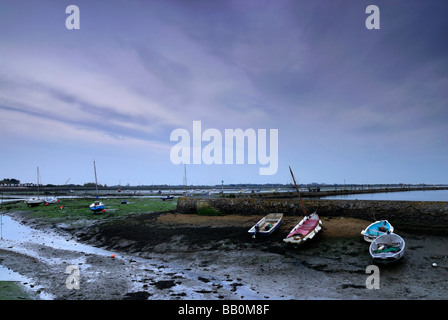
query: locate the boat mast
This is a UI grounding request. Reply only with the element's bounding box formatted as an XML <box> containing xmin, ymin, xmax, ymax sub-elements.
<box><xmin>93</xmin><ymin>161</ymin><xmax>99</xmax><ymax>200</ymax></box>
<box><xmin>289</xmin><ymin>166</ymin><xmax>307</xmax><ymax>216</ymax></box>
<box><xmin>37</xmin><ymin>166</ymin><xmax>41</xmax><ymax>199</ymax></box>
<box><xmin>183</xmin><ymin>164</ymin><xmax>187</xmax><ymax>192</ymax></box>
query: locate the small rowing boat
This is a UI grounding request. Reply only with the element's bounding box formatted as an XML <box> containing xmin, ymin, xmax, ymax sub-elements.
<box><xmin>283</xmin><ymin>166</ymin><xmax>323</xmax><ymax>246</ymax></box>
<box><xmin>361</xmin><ymin>220</ymin><xmax>394</xmax><ymax>242</ymax></box>
<box><xmin>369</xmin><ymin>232</ymin><xmax>405</xmax><ymax>264</ymax></box>
<box><xmin>248</xmin><ymin>213</ymin><xmax>283</xmax><ymax>238</ymax></box>
<box><xmin>283</xmin><ymin>212</ymin><xmax>323</xmax><ymax>245</ymax></box>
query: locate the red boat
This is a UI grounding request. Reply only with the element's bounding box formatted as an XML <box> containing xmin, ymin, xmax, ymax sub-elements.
<box><xmin>283</xmin><ymin>212</ymin><xmax>322</xmax><ymax>245</ymax></box>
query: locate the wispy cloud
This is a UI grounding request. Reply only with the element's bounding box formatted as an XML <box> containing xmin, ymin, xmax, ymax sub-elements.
<box><xmin>0</xmin><ymin>0</ymin><xmax>447</xmax><ymax>184</ymax></box>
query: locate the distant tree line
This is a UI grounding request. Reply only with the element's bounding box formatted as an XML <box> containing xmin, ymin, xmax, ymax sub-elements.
<box><xmin>0</xmin><ymin>178</ymin><xmax>20</xmax><ymax>185</ymax></box>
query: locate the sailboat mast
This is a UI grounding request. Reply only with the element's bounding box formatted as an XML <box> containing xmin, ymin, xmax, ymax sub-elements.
<box><xmin>37</xmin><ymin>167</ymin><xmax>40</xmax><ymax>199</ymax></box>
<box><xmin>289</xmin><ymin>166</ymin><xmax>307</xmax><ymax>216</ymax></box>
<box><xmin>184</xmin><ymin>164</ymin><xmax>187</xmax><ymax>191</ymax></box>
<box><xmin>93</xmin><ymin>161</ymin><xmax>99</xmax><ymax>200</ymax></box>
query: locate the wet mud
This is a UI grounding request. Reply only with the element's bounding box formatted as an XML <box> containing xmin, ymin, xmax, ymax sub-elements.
<box><xmin>1</xmin><ymin>211</ymin><xmax>448</xmax><ymax>300</ymax></box>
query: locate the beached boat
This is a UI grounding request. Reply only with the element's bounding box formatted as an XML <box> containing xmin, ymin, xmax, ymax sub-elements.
<box><xmin>361</xmin><ymin>220</ymin><xmax>394</xmax><ymax>242</ymax></box>
<box><xmin>161</xmin><ymin>195</ymin><xmax>174</xmax><ymax>201</ymax></box>
<box><xmin>283</xmin><ymin>166</ymin><xmax>323</xmax><ymax>245</ymax></box>
<box><xmin>44</xmin><ymin>196</ymin><xmax>60</xmax><ymax>204</ymax></box>
<box><xmin>369</xmin><ymin>232</ymin><xmax>405</xmax><ymax>264</ymax></box>
<box><xmin>90</xmin><ymin>200</ymin><xmax>105</xmax><ymax>212</ymax></box>
<box><xmin>25</xmin><ymin>197</ymin><xmax>45</xmax><ymax>207</ymax></box>
<box><xmin>283</xmin><ymin>212</ymin><xmax>323</xmax><ymax>245</ymax></box>
<box><xmin>89</xmin><ymin>161</ymin><xmax>105</xmax><ymax>213</ymax></box>
<box><xmin>248</xmin><ymin>213</ymin><xmax>283</xmax><ymax>238</ymax></box>
<box><xmin>25</xmin><ymin>167</ymin><xmax>44</xmax><ymax>207</ymax></box>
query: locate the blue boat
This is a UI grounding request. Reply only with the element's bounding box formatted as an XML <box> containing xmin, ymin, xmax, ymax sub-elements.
<box><xmin>361</xmin><ymin>220</ymin><xmax>394</xmax><ymax>242</ymax></box>
<box><xmin>89</xmin><ymin>160</ymin><xmax>106</xmax><ymax>213</ymax></box>
<box><xmin>90</xmin><ymin>200</ymin><xmax>105</xmax><ymax>212</ymax></box>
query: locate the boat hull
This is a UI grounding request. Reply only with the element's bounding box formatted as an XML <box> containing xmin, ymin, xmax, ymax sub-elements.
<box><xmin>90</xmin><ymin>202</ymin><xmax>105</xmax><ymax>212</ymax></box>
<box><xmin>369</xmin><ymin>232</ymin><xmax>405</xmax><ymax>264</ymax></box>
<box><xmin>248</xmin><ymin>213</ymin><xmax>283</xmax><ymax>237</ymax></box>
<box><xmin>25</xmin><ymin>198</ymin><xmax>45</xmax><ymax>207</ymax></box>
<box><xmin>361</xmin><ymin>220</ymin><xmax>394</xmax><ymax>242</ymax></box>
<box><xmin>44</xmin><ymin>197</ymin><xmax>59</xmax><ymax>204</ymax></box>
<box><xmin>283</xmin><ymin>212</ymin><xmax>322</xmax><ymax>245</ymax></box>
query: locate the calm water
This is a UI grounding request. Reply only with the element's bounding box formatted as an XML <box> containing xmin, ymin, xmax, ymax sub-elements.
<box><xmin>322</xmin><ymin>189</ymin><xmax>448</xmax><ymax>201</ymax></box>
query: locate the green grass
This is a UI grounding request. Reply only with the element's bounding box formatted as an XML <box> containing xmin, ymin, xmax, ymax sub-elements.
<box><xmin>4</xmin><ymin>197</ymin><xmax>178</xmax><ymax>224</ymax></box>
<box><xmin>0</xmin><ymin>282</ymin><xmax>36</xmax><ymax>300</ymax></box>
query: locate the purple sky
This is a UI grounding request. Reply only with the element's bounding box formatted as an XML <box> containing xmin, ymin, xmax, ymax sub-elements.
<box><xmin>0</xmin><ymin>0</ymin><xmax>447</xmax><ymax>186</ymax></box>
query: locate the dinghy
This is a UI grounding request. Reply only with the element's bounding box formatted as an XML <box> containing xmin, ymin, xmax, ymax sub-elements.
<box><xmin>161</xmin><ymin>195</ymin><xmax>174</xmax><ymax>201</ymax></box>
<box><xmin>369</xmin><ymin>232</ymin><xmax>405</xmax><ymax>264</ymax></box>
<box><xmin>44</xmin><ymin>196</ymin><xmax>60</xmax><ymax>204</ymax></box>
<box><xmin>283</xmin><ymin>166</ymin><xmax>323</xmax><ymax>246</ymax></box>
<box><xmin>248</xmin><ymin>213</ymin><xmax>283</xmax><ymax>238</ymax></box>
<box><xmin>361</xmin><ymin>220</ymin><xmax>394</xmax><ymax>242</ymax></box>
<box><xmin>283</xmin><ymin>212</ymin><xmax>322</xmax><ymax>245</ymax></box>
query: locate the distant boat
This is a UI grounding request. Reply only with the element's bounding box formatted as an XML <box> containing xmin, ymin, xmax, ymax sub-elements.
<box><xmin>369</xmin><ymin>232</ymin><xmax>405</xmax><ymax>264</ymax></box>
<box><xmin>361</xmin><ymin>220</ymin><xmax>394</xmax><ymax>242</ymax></box>
<box><xmin>25</xmin><ymin>167</ymin><xmax>44</xmax><ymax>207</ymax></box>
<box><xmin>90</xmin><ymin>200</ymin><xmax>105</xmax><ymax>212</ymax></box>
<box><xmin>44</xmin><ymin>197</ymin><xmax>60</xmax><ymax>205</ymax></box>
<box><xmin>25</xmin><ymin>197</ymin><xmax>45</xmax><ymax>207</ymax></box>
<box><xmin>89</xmin><ymin>161</ymin><xmax>105</xmax><ymax>213</ymax></box>
<box><xmin>161</xmin><ymin>195</ymin><xmax>174</xmax><ymax>201</ymax></box>
<box><xmin>248</xmin><ymin>213</ymin><xmax>283</xmax><ymax>238</ymax></box>
<box><xmin>283</xmin><ymin>166</ymin><xmax>323</xmax><ymax>245</ymax></box>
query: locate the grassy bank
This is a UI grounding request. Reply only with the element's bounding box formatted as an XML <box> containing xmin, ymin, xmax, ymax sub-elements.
<box><xmin>0</xmin><ymin>282</ymin><xmax>36</xmax><ymax>300</ymax></box>
<box><xmin>1</xmin><ymin>197</ymin><xmax>178</xmax><ymax>224</ymax></box>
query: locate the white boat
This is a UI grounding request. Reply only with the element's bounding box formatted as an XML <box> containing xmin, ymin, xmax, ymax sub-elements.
<box><xmin>369</xmin><ymin>232</ymin><xmax>405</xmax><ymax>264</ymax></box>
<box><xmin>25</xmin><ymin>167</ymin><xmax>44</xmax><ymax>207</ymax></box>
<box><xmin>25</xmin><ymin>197</ymin><xmax>45</xmax><ymax>207</ymax></box>
<box><xmin>361</xmin><ymin>220</ymin><xmax>394</xmax><ymax>242</ymax></box>
<box><xmin>248</xmin><ymin>213</ymin><xmax>283</xmax><ymax>238</ymax></box>
<box><xmin>283</xmin><ymin>212</ymin><xmax>323</xmax><ymax>245</ymax></box>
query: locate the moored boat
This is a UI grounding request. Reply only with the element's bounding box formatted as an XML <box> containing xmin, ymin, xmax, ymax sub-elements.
<box><xmin>248</xmin><ymin>213</ymin><xmax>283</xmax><ymax>238</ymax></box>
<box><xmin>361</xmin><ymin>220</ymin><xmax>394</xmax><ymax>242</ymax></box>
<box><xmin>25</xmin><ymin>167</ymin><xmax>44</xmax><ymax>207</ymax></box>
<box><xmin>89</xmin><ymin>160</ymin><xmax>106</xmax><ymax>213</ymax></box>
<box><xmin>283</xmin><ymin>212</ymin><xmax>323</xmax><ymax>245</ymax></box>
<box><xmin>25</xmin><ymin>197</ymin><xmax>45</xmax><ymax>207</ymax></box>
<box><xmin>283</xmin><ymin>166</ymin><xmax>323</xmax><ymax>246</ymax></box>
<box><xmin>369</xmin><ymin>232</ymin><xmax>405</xmax><ymax>264</ymax></box>
<box><xmin>44</xmin><ymin>196</ymin><xmax>60</xmax><ymax>204</ymax></box>
<box><xmin>90</xmin><ymin>200</ymin><xmax>105</xmax><ymax>212</ymax></box>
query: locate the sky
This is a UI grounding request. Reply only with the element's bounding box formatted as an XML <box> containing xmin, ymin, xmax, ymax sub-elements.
<box><xmin>0</xmin><ymin>0</ymin><xmax>447</xmax><ymax>186</ymax></box>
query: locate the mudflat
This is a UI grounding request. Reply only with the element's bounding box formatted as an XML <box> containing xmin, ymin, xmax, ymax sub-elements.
<box><xmin>1</xmin><ymin>210</ymin><xmax>447</xmax><ymax>300</ymax></box>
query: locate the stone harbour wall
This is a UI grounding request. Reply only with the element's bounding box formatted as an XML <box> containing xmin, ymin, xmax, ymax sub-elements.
<box><xmin>176</xmin><ymin>197</ymin><xmax>448</xmax><ymax>226</ymax></box>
